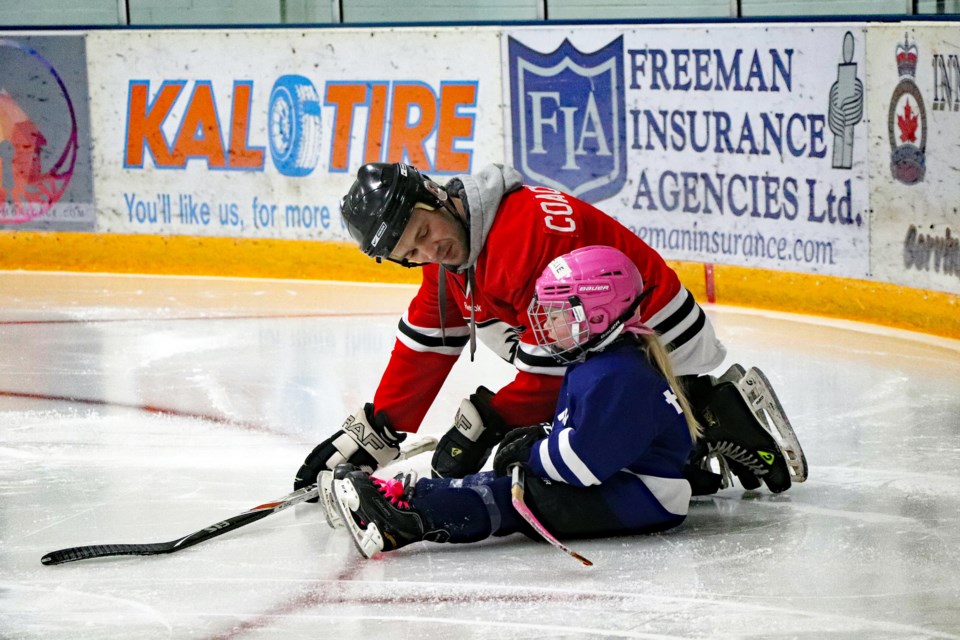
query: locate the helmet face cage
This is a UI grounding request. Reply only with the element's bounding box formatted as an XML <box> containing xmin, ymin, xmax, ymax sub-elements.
<box><xmin>528</xmin><ymin>296</ymin><xmax>591</xmax><ymax>363</ymax></box>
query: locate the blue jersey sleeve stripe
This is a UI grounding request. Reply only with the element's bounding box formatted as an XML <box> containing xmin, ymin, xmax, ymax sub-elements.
<box><xmin>557</xmin><ymin>428</ymin><xmax>601</xmax><ymax>486</ymax></box>
<box><xmin>534</xmin><ymin>439</ymin><xmax>564</xmax><ymax>482</ymax></box>
<box><xmin>547</xmin><ymin>430</ymin><xmax>577</xmax><ymax>483</ymax></box>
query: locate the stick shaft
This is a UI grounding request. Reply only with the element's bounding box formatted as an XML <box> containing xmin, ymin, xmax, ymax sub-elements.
<box><xmin>510</xmin><ymin>465</ymin><xmax>593</xmax><ymax>567</ymax></box>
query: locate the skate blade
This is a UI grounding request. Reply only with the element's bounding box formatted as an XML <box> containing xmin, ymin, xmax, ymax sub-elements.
<box><xmin>332</xmin><ymin>478</ymin><xmax>384</xmax><ymax>559</ymax></box>
<box><xmin>738</xmin><ymin>368</ymin><xmax>809</xmax><ymax>482</ymax></box>
<box><xmin>318</xmin><ymin>471</ymin><xmax>344</xmax><ymax>529</ymax></box>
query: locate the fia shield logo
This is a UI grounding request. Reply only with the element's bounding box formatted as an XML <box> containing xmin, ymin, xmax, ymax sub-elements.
<box><xmin>508</xmin><ymin>37</ymin><xmax>626</xmax><ymax>203</ymax></box>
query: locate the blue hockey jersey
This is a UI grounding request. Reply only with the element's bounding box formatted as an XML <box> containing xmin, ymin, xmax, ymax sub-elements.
<box><xmin>527</xmin><ymin>339</ymin><xmax>695</xmax><ymax>517</ymax></box>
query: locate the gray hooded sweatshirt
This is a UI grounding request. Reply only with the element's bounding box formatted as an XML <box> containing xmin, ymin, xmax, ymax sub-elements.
<box><xmin>449</xmin><ymin>164</ymin><xmax>524</xmax><ymax>273</ymax></box>
<box><xmin>441</xmin><ymin>164</ymin><xmax>525</xmax><ymax>357</ymax></box>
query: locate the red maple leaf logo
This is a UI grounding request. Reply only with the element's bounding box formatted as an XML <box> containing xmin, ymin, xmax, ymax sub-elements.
<box><xmin>898</xmin><ymin>101</ymin><xmax>919</xmax><ymax>143</ymax></box>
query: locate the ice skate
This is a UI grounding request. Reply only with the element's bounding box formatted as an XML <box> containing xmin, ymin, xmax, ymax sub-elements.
<box><xmin>332</xmin><ymin>464</ymin><xmax>425</xmax><ymax>558</ymax></box>
<box><xmin>697</xmin><ymin>365</ymin><xmax>805</xmax><ymax>493</ymax></box>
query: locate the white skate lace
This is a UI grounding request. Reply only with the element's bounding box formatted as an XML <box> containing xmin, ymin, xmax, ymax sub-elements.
<box><xmin>708</xmin><ymin>441</ymin><xmax>770</xmax><ymax>476</ymax></box>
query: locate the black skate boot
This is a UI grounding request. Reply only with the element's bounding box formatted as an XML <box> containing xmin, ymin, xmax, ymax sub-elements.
<box><xmin>684</xmin><ymin>365</ymin><xmax>762</xmax><ymax>492</ymax></box>
<box><xmin>333</xmin><ymin>464</ymin><xmax>428</xmax><ymax>558</ymax></box>
<box><xmin>709</xmin><ymin>364</ymin><xmax>764</xmax><ymax>491</ymax></box>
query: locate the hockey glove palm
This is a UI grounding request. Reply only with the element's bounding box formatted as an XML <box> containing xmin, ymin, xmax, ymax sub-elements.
<box><xmin>493</xmin><ymin>424</ymin><xmax>547</xmax><ymax>476</ymax></box>
<box><xmin>431</xmin><ymin>387</ymin><xmax>508</xmax><ymax>478</ymax></box>
<box><xmin>294</xmin><ymin>403</ymin><xmax>406</xmax><ymax>498</ymax></box>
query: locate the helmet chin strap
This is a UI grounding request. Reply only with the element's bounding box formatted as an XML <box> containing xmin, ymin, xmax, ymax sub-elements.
<box><xmin>575</xmin><ymin>289</ymin><xmax>651</xmax><ymax>357</ymax></box>
<box><xmin>589</xmin><ymin>324</ymin><xmax>627</xmax><ymax>353</ymax></box>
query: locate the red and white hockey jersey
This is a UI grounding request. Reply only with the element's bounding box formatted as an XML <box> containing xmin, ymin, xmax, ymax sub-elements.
<box><xmin>373</xmin><ymin>178</ymin><xmax>723</xmax><ymax>432</ymax></box>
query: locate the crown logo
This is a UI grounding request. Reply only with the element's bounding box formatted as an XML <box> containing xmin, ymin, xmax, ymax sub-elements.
<box><xmin>896</xmin><ymin>34</ymin><xmax>918</xmax><ymax>78</ymax></box>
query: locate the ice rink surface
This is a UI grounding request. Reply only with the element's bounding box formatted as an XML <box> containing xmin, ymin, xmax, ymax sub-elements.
<box><xmin>1</xmin><ymin>271</ymin><xmax>959</xmax><ymax>640</ymax></box>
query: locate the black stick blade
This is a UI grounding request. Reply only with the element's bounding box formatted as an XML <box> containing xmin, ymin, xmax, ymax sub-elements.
<box><xmin>41</xmin><ymin>505</ymin><xmax>277</xmax><ymax>565</ymax></box>
<box><xmin>41</xmin><ymin>542</ymin><xmax>177</xmax><ymax>565</ymax></box>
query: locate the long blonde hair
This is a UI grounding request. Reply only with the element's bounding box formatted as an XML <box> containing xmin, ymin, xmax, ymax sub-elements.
<box><xmin>636</xmin><ymin>333</ymin><xmax>702</xmax><ymax>442</ymax></box>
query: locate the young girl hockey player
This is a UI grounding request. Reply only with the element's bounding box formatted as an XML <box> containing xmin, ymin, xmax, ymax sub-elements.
<box><xmin>329</xmin><ymin>246</ymin><xmax>706</xmax><ymax>558</ymax></box>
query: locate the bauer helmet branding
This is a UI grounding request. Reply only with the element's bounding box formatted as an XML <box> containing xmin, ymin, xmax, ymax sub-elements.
<box><xmin>577</xmin><ymin>284</ymin><xmax>612</xmax><ymax>293</ymax></box>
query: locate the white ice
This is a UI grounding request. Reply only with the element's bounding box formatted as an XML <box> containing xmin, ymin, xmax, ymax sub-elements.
<box><xmin>1</xmin><ymin>271</ymin><xmax>959</xmax><ymax>639</ymax></box>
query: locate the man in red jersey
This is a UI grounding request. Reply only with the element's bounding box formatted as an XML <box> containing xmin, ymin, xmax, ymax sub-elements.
<box><xmin>294</xmin><ymin>163</ymin><xmax>806</xmax><ymax>498</ymax></box>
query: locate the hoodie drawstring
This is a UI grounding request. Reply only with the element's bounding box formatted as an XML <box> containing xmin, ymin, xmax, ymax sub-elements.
<box><xmin>436</xmin><ymin>265</ymin><xmax>477</xmax><ymax>362</ymax></box>
<box><xmin>467</xmin><ymin>267</ymin><xmax>477</xmax><ymax>362</ymax></box>
<box><xmin>438</xmin><ymin>268</ymin><xmax>447</xmax><ymax>347</ymax></box>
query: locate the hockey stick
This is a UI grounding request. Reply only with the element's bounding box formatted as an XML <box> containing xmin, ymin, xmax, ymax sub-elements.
<box><xmin>41</xmin><ymin>436</ymin><xmax>438</xmax><ymax>566</ymax></box>
<box><xmin>41</xmin><ymin>483</ymin><xmax>317</xmax><ymax>566</ymax></box>
<box><xmin>510</xmin><ymin>465</ymin><xmax>593</xmax><ymax>567</ymax></box>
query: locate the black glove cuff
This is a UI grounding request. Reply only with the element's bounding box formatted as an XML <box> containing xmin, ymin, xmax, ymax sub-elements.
<box><xmin>492</xmin><ymin>424</ymin><xmax>546</xmax><ymax>477</ymax></box>
<box><xmin>469</xmin><ymin>386</ymin><xmax>508</xmax><ymax>435</ymax></box>
<box><xmin>363</xmin><ymin>403</ymin><xmax>407</xmax><ymax>447</ymax></box>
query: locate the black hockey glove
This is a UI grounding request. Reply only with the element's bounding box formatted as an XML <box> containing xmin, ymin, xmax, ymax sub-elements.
<box><xmin>431</xmin><ymin>386</ymin><xmax>509</xmax><ymax>478</ymax></box>
<box><xmin>493</xmin><ymin>424</ymin><xmax>547</xmax><ymax>477</ymax></box>
<box><xmin>294</xmin><ymin>403</ymin><xmax>406</xmax><ymax>500</ymax></box>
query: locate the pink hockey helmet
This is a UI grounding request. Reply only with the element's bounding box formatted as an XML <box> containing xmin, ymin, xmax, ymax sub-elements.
<box><xmin>528</xmin><ymin>245</ymin><xmax>651</xmax><ymax>363</ymax></box>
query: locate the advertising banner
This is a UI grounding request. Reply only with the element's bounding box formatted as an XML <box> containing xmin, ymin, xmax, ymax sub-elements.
<box><xmin>868</xmin><ymin>24</ymin><xmax>960</xmax><ymax>295</ymax></box>
<box><xmin>0</xmin><ymin>35</ymin><xmax>96</xmax><ymax>232</ymax></box>
<box><xmin>86</xmin><ymin>28</ymin><xmax>503</xmax><ymax>240</ymax></box>
<box><xmin>503</xmin><ymin>24</ymin><xmax>871</xmax><ymax>278</ymax></box>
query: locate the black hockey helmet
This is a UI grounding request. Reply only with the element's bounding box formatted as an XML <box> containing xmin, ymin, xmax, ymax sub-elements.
<box><xmin>340</xmin><ymin>163</ymin><xmax>447</xmax><ymax>262</ymax></box>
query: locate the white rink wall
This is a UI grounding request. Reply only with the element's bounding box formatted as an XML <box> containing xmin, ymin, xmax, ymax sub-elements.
<box><xmin>0</xmin><ymin>20</ymin><xmax>957</xmax><ymax>338</ymax></box>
